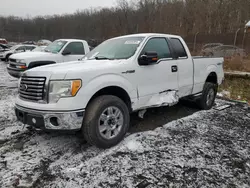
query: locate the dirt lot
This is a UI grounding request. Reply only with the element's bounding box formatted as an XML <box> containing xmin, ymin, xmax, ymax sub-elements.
<box><xmin>0</xmin><ymin>62</ymin><xmax>250</xmax><ymax>188</ymax></box>
<box><xmin>224</xmin><ymin>56</ymin><xmax>250</xmax><ymax>72</ymax></box>
<box><xmin>218</xmin><ymin>75</ymin><xmax>250</xmax><ymax>104</ymax></box>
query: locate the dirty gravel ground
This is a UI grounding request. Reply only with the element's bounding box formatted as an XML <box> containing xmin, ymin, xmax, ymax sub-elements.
<box><xmin>0</xmin><ymin>62</ymin><xmax>249</xmax><ymax>188</ymax></box>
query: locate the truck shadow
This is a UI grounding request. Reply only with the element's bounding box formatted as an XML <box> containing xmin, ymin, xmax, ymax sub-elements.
<box><xmin>129</xmin><ymin>100</ymin><xmax>200</xmax><ymax>133</ymax></box>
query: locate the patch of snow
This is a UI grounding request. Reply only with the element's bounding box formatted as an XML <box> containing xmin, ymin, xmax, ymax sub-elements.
<box><xmin>217</xmin><ymin>90</ymin><xmax>231</xmax><ymax>98</ymax></box>
<box><xmin>225</xmin><ymin>71</ymin><xmax>250</xmax><ymax>76</ymax></box>
<box><xmin>0</xmin><ymin>62</ymin><xmax>249</xmax><ymax>188</ymax></box>
<box><xmin>0</xmin><ymin>94</ymin><xmax>17</xmax><ymax>123</ymax></box>
<box><xmin>217</xmin><ymin>93</ymin><xmax>223</xmax><ymax>97</ymax></box>
<box><xmin>125</xmin><ymin>139</ymin><xmax>144</xmax><ymax>152</ymax></box>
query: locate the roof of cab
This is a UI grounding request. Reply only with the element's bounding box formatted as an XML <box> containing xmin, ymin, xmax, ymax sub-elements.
<box><xmin>113</xmin><ymin>33</ymin><xmax>181</xmax><ymax>39</ymax></box>
<box><xmin>56</xmin><ymin>39</ymin><xmax>87</xmax><ymax>42</ymax></box>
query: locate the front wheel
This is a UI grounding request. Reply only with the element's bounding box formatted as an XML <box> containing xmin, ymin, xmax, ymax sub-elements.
<box><xmin>197</xmin><ymin>82</ymin><xmax>217</xmax><ymax>110</ymax></box>
<box><xmin>82</xmin><ymin>95</ymin><xmax>130</xmax><ymax>149</ymax></box>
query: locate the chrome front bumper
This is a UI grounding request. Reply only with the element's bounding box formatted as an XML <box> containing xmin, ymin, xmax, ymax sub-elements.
<box><xmin>7</xmin><ymin>66</ymin><xmax>24</xmax><ymax>78</ymax></box>
<box><xmin>15</xmin><ymin>105</ymin><xmax>85</xmax><ymax>131</ymax></box>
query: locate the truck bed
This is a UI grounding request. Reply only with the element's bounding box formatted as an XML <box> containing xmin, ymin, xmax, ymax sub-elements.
<box><xmin>192</xmin><ymin>56</ymin><xmax>224</xmax><ymax>94</ymax></box>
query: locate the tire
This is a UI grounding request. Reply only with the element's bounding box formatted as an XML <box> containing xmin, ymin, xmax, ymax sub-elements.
<box><xmin>82</xmin><ymin>95</ymin><xmax>130</xmax><ymax>149</ymax></box>
<box><xmin>197</xmin><ymin>82</ymin><xmax>217</xmax><ymax>110</ymax></box>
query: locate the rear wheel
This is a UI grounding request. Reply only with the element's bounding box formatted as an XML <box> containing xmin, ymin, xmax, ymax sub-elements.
<box><xmin>82</xmin><ymin>95</ymin><xmax>130</xmax><ymax>149</ymax></box>
<box><xmin>197</xmin><ymin>82</ymin><xmax>217</xmax><ymax>110</ymax></box>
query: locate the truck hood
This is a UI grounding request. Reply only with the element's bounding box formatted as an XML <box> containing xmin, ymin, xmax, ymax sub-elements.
<box><xmin>10</xmin><ymin>51</ymin><xmax>57</xmax><ymax>60</ymax></box>
<box><xmin>25</xmin><ymin>59</ymin><xmax>124</xmax><ymax>80</ymax></box>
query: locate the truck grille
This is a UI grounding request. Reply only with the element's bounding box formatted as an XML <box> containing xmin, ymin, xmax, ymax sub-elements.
<box><xmin>19</xmin><ymin>76</ymin><xmax>46</xmax><ymax>101</ymax></box>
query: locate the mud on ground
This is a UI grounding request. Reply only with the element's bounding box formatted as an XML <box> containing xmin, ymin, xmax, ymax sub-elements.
<box><xmin>0</xmin><ymin>61</ymin><xmax>249</xmax><ymax>188</ymax></box>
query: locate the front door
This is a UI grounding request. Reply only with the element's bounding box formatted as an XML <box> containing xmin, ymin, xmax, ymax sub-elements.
<box><xmin>135</xmin><ymin>37</ymin><xmax>178</xmax><ymax>108</ymax></box>
<box><xmin>62</xmin><ymin>42</ymin><xmax>86</xmax><ymax>62</ymax></box>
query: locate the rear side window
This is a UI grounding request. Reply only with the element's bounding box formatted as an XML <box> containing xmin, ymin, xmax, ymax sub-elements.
<box><xmin>141</xmin><ymin>38</ymin><xmax>172</xmax><ymax>59</ymax></box>
<box><xmin>170</xmin><ymin>38</ymin><xmax>187</xmax><ymax>58</ymax></box>
<box><xmin>16</xmin><ymin>46</ymin><xmax>26</xmax><ymax>51</ymax></box>
<box><xmin>25</xmin><ymin>46</ymin><xmax>36</xmax><ymax>51</ymax></box>
<box><xmin>64</xmin><ymin>42</ymin><xmax>85</xmax><ymax>55</ymax></box>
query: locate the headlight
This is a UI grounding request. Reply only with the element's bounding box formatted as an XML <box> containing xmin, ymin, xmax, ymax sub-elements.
<box><xmin>49</xmin><ymin>80</ymin><xmax>82</xmax><ymax>103</ymax></box>
<box><xmin>16</xmin><ymin>60</ymin><xmax>27</xmax><ymax>69</ymax></box>
<box><xmin>16</xmin><ymin>59</ymin><xmax>26</xmax><ymax>64</ymax></box>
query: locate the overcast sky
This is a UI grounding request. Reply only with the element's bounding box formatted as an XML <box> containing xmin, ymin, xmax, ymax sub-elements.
<box><xmin>0</xmin><ymin>0</ymin><xmax>115</xmax><ymax>17</ymax></box>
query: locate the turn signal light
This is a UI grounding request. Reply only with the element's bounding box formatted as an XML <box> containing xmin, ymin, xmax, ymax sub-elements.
<box><xmin>71</xmin><ymin>80</ymin><xmax>82</xmax><ymax>96</ymax></box>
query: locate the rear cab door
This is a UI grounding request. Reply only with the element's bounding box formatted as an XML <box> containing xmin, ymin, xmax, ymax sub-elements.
<box><xmin>168</xmin><ymin>37</ymin><xmax>194</xmax><ymax>97</ymax></box>
<box><xmin>61</xmin><ymin>41</ymin><xmax>86</xmax><ymax>62</ymax></box>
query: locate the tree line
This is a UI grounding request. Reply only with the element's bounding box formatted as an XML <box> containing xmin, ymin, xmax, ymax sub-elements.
<box><xmin>0</xmin><ymin>0</ymin><xmax>250</xmax><ymax>45</ymax></box>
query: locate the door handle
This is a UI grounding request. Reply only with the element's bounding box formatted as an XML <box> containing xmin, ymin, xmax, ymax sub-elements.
<box><xmin>171</xmin><ymin>65</ymin><xmax>178</xmax><ymax>72</ymax></box>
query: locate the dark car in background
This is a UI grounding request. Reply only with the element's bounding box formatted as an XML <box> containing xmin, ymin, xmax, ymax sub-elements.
<box><xmin>201</xmin><ymin>43</ymin><xmax>223</xmax><ymax>56</ymax></box>
<box><xmin>203</xmin><ymin>45</ymin><xmax>246</xmax><ymax>58</ymax></box>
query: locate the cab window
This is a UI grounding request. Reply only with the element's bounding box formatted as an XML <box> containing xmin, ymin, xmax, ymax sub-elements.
<box><xmin>63</xmin><ymin>42</ymin><xmax>85</xmax><ymax>55</ymax></box>
<box><xmin>170</xmin><ymin>38</ymin><xmax>188</xmax><ymax>58</ymax></box>
<box><xmin>140</xmin><ymin>38</ymin><xmax>172</xmax><ymax>59</ymax></box>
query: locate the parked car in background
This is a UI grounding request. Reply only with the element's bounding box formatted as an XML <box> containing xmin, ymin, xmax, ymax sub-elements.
<box><xmin>37</xmin><ymin>39</ymin><xmax>52</xmax><ymax>46</ymax></box>
<box><xmin>0</xmin><ymin>44</ymin><xmax>9</xmax><ymax>51</ymax></box>
<box><xmin>7</xmin><ymin>39</ymin><xmax>90</xmax><ymax>78</ymax></box>
<box><xmin>14</xmin><ymin>33</ymin><xmax>224</xmax><ymax>148</ymax></box>
<box><xmin>0</xmin><ymin>44</ymin><xmax>36</xmax><ymax>62</ymax></box>
<box><xmin>201</xmin><ymin>43</ymin><xmax>223</xmax><ymax>56</ymax></box>
<box><xmin>204</xmin><ymin>45</ymin><xmax>246</xmax><ymax>58</ymax></box>
<box><xmin>7</xmin><ymin>42</ymin><xmax>18</xmax><ymax>47</ymax></box>
<box><xmin>0</xmin><ymin>38</ymin><xmax>8</xmax><ymax>44</ymax></box>
<box><xmin>202</xmin><ymin>43</ymin><xmax>223</xmax><ymax>50</ymax></box>
<box><xmin>32</xmin><ymin>46</ymin><xmax>47</xmax><ymax>52</ymax></box>
<box><xmin>23</xmin><ymin>41</ymin><xmax>36</xmax><ymax>45</ymax></box>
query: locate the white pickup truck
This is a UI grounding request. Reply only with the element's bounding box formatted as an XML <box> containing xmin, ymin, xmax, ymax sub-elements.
<box><xmin>7</xmin><ymin>39</ymin><xmax>90</xmax><ymax>78</ymax></box>
<box><xmin>15</xmin><ymin>33</ymin><xmax>224</xmax><ymax>148</ymax></box>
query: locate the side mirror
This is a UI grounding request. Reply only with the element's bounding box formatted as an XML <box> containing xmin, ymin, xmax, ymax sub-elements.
<box><xmin>62</xmin><ymin>50</ymin><xmax>71</xmax><ymax>55</ymax></box>
<box><xmin>138</xmin><ymin>51</ymin><xmax>158</xmax><ymax>65</ymax></box>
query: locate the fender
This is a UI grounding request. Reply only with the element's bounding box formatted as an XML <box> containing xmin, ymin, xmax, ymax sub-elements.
<box><xmin>28</xmin><ymin>61</ymin><xmax>56</xmax><ymax>69</ymax></box>
<box><xmin>205</xmin><ymin>64</ymin><xmax>218</xmax><ymax>83</ymax></box>
<box><xmin>5</xmin><ymin>53</ymin><xmax>13</xmax><ymax>58</ymax></box>
<box><xmin>77</xmin><ymin>74</ymin><xmax>137</xmax><ymax>108</ymax></box>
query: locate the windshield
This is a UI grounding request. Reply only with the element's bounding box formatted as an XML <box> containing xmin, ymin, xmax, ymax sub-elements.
<box><xmin>44</xmin><ymin>40</ymin><xmax>67</xmax><ymax>53</ymax></box>
<box><xmin>32</xmin><ymin>46</ymin><xmax>46</xmax><ymax>52</ymax></box>
<box><xmin>10</xmin><ymin>45</ymin><xmax>19</xmax><ymax>50</ymax></box>
<box><xmin>85</xmin><ymin>37</ymin><xmax>145</xmax><ymax>60</ymax></box>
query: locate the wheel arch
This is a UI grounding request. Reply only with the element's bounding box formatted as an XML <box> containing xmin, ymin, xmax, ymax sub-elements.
<box><xmin>86</xmin><ymin>86</ymin><xmax>132</xmax><ymax>112</ymax></box>
<box><xmin>205</xmin><ymin>72</ymin><xmax>218</xmax><ymax>84</ymax></box>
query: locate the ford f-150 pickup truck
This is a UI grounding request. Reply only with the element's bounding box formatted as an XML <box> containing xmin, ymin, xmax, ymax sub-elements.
<box><xmin>14</xmin><ymin>33</ymin><xmax>224</xmax><ymax>148</ymax></box>
<box><xmin>7</xmin><ymin>39</ymin><xmax>90</xmax><ymax>78</ymax></box>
